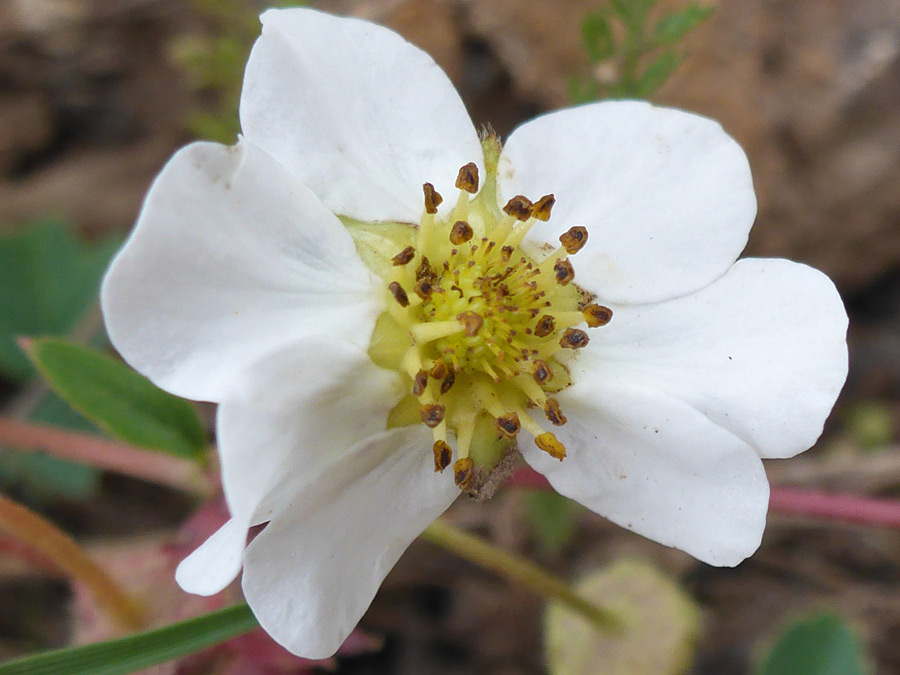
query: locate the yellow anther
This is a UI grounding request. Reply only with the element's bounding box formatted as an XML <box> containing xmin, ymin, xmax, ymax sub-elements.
<box><xmin>532</xmin><ymin>194</ymin><xmax>556</xmax><ymax>222</ymax></box>
<box><xmin>392</xmin><ymin>246</ymin><xmax>416</xmax><ymax>266</ymax></box>
<box><xmin>455</xmin><ymin>163</ymin><xmax>479</xmax><ymax>194</ymax></box>
<box><xmin>420</xmin><ymin>403</ymin><xmax>446</xmax><ymax>428</ymax></box>
<box><xmin>503</xmin><ymin>195</ymin><xmax>533</xmax><ymax>221</ymax></box>
<box><xmin>495</xmin><ymin>412</ymin><xmax>521</xmax><ymax>438</ymax></box>
<box><xmin>433</xmin><ymin>440</ymin><xmax>452</xmax><ymax>472</ymax></box>
<box><xmin>582</xmin><ymin>303</ymin><xmax>613</xmax><ymax>327</ymax></box>
<box><xmin>450</xmin><ymin>220</ymin><xmax>474</xmax><ymax>244</ymax></box>
<box><xmin>423</xmin><ymin>183</ymin><xmax>443</xmax><ymax>214</ymax></box>
<box><xmin>544</xmin><ymin>398</ymin><xmax>566</xmax><ymax>426</ymax></box>
<box><xmin>454</xmin><ymin>457</ymin><xmax>475</xmax><ymax>488</ymax></box>
<box><xmin>559</xmin><ymin>226</ymin><xmax>588</xmax><ymax>254</ymax></box>
<box><xmin>535</xmin><ymin>432</ymin><xmax>566</xmax><ymax>460</ymax></box>
<box><xmin>559</xmin><ymin>328</ymin><xmax>590</xmax><ymax>350</ymax></box>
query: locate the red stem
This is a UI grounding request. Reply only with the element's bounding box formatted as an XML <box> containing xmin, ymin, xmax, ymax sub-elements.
<box><xmin>509</xmin><ymin>467</ymin><xmax>900</xmax><ymax>529</ymax></box>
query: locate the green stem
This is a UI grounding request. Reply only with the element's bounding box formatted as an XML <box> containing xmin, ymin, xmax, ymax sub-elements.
<box><xmin>421</xmin><ymin>518</ymin><xmax>621</xmax><ymax>631</ymax></box>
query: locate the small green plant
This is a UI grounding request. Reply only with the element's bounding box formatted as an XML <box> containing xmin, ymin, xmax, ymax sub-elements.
<box><xmin>570</xmin><ymin>0</ymin><xmax>713</xmax><ymax>103</ymax></box>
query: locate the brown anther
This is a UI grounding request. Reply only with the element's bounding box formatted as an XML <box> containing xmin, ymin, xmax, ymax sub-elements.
<box><xmin>559</xmin><ymin>226</ymin><xmax>588</xmax><ymax>254</ymax></box>
<box><xmin>423</xmin><ymin>183</ymin><xmax>442</xmax><ymax>214</ymax></box>
<box><xmin>503</xmin><ymin>195</ymin><xmax>534</xmax><ymax>221</ymax></box>
<box><xmin>532</xmin><ymin>194</ymin><xmax>556</xmax><ymax>222</ymax></box>
<box><xmin>413</xmin><ymin>369</ymin><xmax>428</xmax><ymax>397</ymax></box>
<box><xmin>420</xmin><ymin>403</ymin><xmax>446</xmax><ymax>428</ymax></box>
<box><xmin>553</xmin><ymin>258</ymin><xmax>575</xmax><ymax>286</ymax></box>
<box><xmin>495</xmin><ymin>412</ymin><xmax>521</xmax><ymax>438</ymax></box>
<box><xmin>534</xmin><ymin>315</ymin><xmax>557</xmax><ymax>338</ymax></box>
<box><xmin>544</xmin><ymin>398</ymin><xmax>567</xmax><ymax>426</ymax></box>
<box><xmin>416</xmin><ymin>256</ymin><xmax>437</xmax><ymax>281</ymax></box>
<box><xmin>532</xmin><ymin>359</ymin><xmax>554</xmax><ymax>385</ymax></box>
<box><xmin>582</xmin><ymin>303</ymin><xmax>613</xmax><ymax>327</ymax></box>
<box><xmin>455</xmin><ymin>162</ymin><xmax>480</xmax><ymax>194</ymax></box>
<box><xmin>450</xmin><ymin>220</ymin><xmax>474</xmax><ymax>244</ymax></box>
<box><xmin>457</xmin><ymin>311</ymin><xmax>484</xmax><ymax>337</ymax></box>
<box><xmin>440</xmin><ymin>371</ymin><xmax>456</xmax><ymax>394</ymax></box>
<box><xmin>388</xmin><ymin>281</ymin><xmax>409</xmax><ymax>307</ymax></box>
<box><xmin>454</xmin><ymin>457</ymin><xmax>475</xmax><ymax>489</ymax></box>
<box><xmin>535</xmin><ymin>432</ymin><xmax>566</xmax><ymax>460</ymax></box>
<box><xmin>433</xmin><ymin>440</ymin><xmax>452</xmax><ymax>472</ymax></box>
<box><xmin>429</xmin><ymin>360</ymin><xmax>448</xmax><ymax>380</ymax></box>
<box><xmin>414</xmin><ymin>278</ymin><xmax>434</xmax><ymax>301</ymax></box>
<box><xmin>559</xmin><ymin>328</ymin><xmax>590</xmax><ymax>350</ymax></box>
<box><xmin>500</xmin><ymin>245</ymin><xmax>514</xmax><ymax>263</ymax></box>
<box><xmin>392</xmin><ymin>246</ymin><xmax>416</xmax><ymax>266</ymax></box>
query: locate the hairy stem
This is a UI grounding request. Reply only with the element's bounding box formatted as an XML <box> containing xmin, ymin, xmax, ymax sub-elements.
<box><xmin>0</xmin><ymin>493</ymin><xmax>144</xmax><ymax>629</ymax></box>
<box><xmin>422</xmin><ymin>518</ymin><xmax>621</xmax><ymax>631</ymax></box>
<box><xmin>0</xmin><ymin>418</ymin><xmax>211</xmax><ymax>496</ymax></box>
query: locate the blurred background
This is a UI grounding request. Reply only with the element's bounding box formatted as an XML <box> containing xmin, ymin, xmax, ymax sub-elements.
<box><xmin>1</xmin><ymin>0</ymin><xmax>899</xmax><ymax>673</ymax></box>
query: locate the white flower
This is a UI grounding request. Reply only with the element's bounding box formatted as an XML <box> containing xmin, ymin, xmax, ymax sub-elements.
<box><xmin>101</xmin><ymin>7</ymin><xmax>848</xmax><ymax>659</ymax></box>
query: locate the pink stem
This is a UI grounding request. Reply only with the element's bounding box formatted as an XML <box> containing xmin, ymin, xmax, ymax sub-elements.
<box><xmin>0</xmin><ymin>418</ymin><xmax>211</xmax><ymax>496</ymax></box>
<box><xmin>509</xmin><ymin>467</ymin><xmax>900</xmax><ymax>529</ymax></box>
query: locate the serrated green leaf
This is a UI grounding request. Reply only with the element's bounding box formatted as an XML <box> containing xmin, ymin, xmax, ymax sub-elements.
<box><xmin>0</xmin><ymin>603</ymin><xmax>258</xmax><ymax>675</ymax></box>
<box><xmin>636</xmin><ymin>49</ymin><xmax>682</xmax><ymax>97</ymax></box>
<box><xmin>759</xmin><ymin>614</ymin><xmax>869</xmax><ymax>675</ymax></box>
<box><xmin>526</xmin><ymin>491</ymin><xmax>577</xmax><ymax>554</ymax></box>
<box><xmin>0</xmin><ymin>220</ymin><xmax>119</xmax><ymax>382</ymax></box>
<box><xmin>26</xmin><ymin>339</ymin><xmax>206</xmax><ymax>460</ymax></box>
<box><xmin>545</xmin><ymin>559</ymin><xmax>701</xmax><ymax>675</ymax></box>
<box><xmin>652</xmin><ymin>5</ymin><xmax>713</xmax><ymax>45</ymax></box>
<box><xmin>581</xmin><ymin>13</ymin><xmax>616</xmax><ymax>63</ymax></box>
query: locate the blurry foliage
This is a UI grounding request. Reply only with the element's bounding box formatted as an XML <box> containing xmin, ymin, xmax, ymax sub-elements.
<box><xmin>758</xmin><ymin>613</ymin><xmax>869</xmax><ymax>675</ymax></box>
<box><xmin>569</xmin><ymin>0</ymin><xmax>713</xmax><ymax>103</ymax></box>
<box><xmin>170</xmin><ymin>0</ymin><xmax>302</xmax><ymax>143</ymax></box>
<box><xmin>545</xmin><ymin>559</ymin><xmax>702</xmax><ymax>675</ymax></box>
<box><xmin>25</xmin><ymin>339</ymin><xmax>207</xmax><ymax>461</ymax></box>
<box><xmin>843</xmin><ymin>401</ymin><xmax>896</xmax><ymax>451</ymax></box>
<box><xmin>0</xmin><ymin>220</ymin><xmax>120</xmax><ymax>501</ymax></box>
<box><xmin>526</xmin><ymin>491</ymin><xmax>579</xmax><ymax>554</ymax></box>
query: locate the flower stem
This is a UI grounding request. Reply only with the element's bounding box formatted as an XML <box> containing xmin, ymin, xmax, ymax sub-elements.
<box><xmin>0</xmin><ymin>418</ymin><xmax>211</xmax><ymax>496</ymax></box>
<box><xmin>0</xmin><ymin>493</ymin><xmax>144</xmax><ymax>630</ymax></box>
<box><xmin>421</xmin><ymin>518</ymin><xmax>621</xmax><ymax>631</ymax></box>
<box><xmin>769</xmin><ymin>486</ymin><xmax>900</xmax><ymax>528</ymax></box>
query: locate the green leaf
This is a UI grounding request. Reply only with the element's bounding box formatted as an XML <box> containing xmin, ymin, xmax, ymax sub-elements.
<box><xmin>652</xmin><ymin>4</ymin><xmax>714</xmax><ymax>45</ymax></box>
<box><xmin>581</xmin><ymin>13</ymin><xmax>616</xmax><ymax>63</ymax></box>
<box><xmin>0</xmin><ymin>603</ymin><xmax>258</xmax><ymax>675</ymax></box>
<box><xmin>545</xmin><ymin>559</ymin><xmax>701</xmax><ymax>675</ymax></box>
<box><xmin>635</xmin><ymin>49</ymin><xmax>682</xmax><ymax>97</ymax></box>
<box><xmin>25</xmin><ymin>339</ymin><xmax>206</xmax><ymax>460</ymax></box>
<box><xmin>526</xmin><ymin>491</ymin><xmax>578</xmax><ymax>554</ymax></box>
<box><xmin>759</xmin><ymin>614</ymin><xmax>869</xmax><ymax>675</ymax></box>
<box><xmin>0</xmin><ymin>220</ymin><xmax>119</xmax><ymax>382</ymax></box>
<box><xmin>609</xmin><ymin>0</ymin><xmax>658</xmax><ymax>31</ymax></box>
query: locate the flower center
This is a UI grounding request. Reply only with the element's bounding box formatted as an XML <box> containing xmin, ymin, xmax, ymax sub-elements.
<box><xmin>359</xmin><ymin>157</ymin><xmax>611</xmax><ymax>492</ymax></box>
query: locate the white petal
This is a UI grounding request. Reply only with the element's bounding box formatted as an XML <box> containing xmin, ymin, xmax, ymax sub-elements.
<box><xmin>174</xmin><ymin>338</ymin><xmax>403</xmax><ymax>597</ymax></box>
<box><xmin>498</xmin><ymin>101</ymin><xmax>756</xmax><ymax>304</ymax></box>
<box><xmin>175</xmin><ymin>518</ymin><xmax>246</xmax><ymax>596</ymax></box>
<box><xmin>216</xmin><ymin>338</ymin><xmax>405</xmax><ymax>529</ymax></box>
<box><xmin>579</xmin><ymin>258</ymin><xmax>848</xmax><ymax>458</ymax></box>
<box><xmin>242</xmin><ymin>426</ymin><xmax>459</xmax><ymax>659</ymax></box>
<box><xmin>522</xmin><ymin>382</ymin><xmax>769</xmax><ymax>567</ymax></box>
<box><xmin>240</xmin><ymin>8</ymin><xmax>483</xmax><ymax>223</ymax></box>
<box><xmin>101</xmin><ymin>139</ymin><xmax>380</xmax><ymax>402</ymax></box>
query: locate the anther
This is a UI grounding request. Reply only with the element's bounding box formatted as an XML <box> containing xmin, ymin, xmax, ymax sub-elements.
<box><xmin>413</xmin><ymin>369</ymin><xmax>428</xmax><ymax>397</ymax></box>
<box><xmin>414</xmin><ymin>278</ymin><xmax>434</xmax><ymax>301</ymax></box>
<box><xmin>535</xmin><ymin>432</ymin><xmax>566</xmax><ymax>460</ymax></box>
<box><xmin>455</xmin><ymin>163</ymin><xmax>479</xmax><ymax>194</ymax></box>
<box><xmin>532</xmin><ymin>194</ymin><xmax>556</xmax><ymax>222</ymax></box>
<box><xmin>553</xmin><ymin>258</ymin><xmax>575</xmax><ymax>286</ymax></box>
<box><xmin>544</xmin><ymin>398</ymin><xmax>567</xmax><ymax>426</ymax></box>
<box><xmin>429</xmin><ymin>360</ymin><xmax>448</xmax><ymax>380</ymax></box>
<box><xmin>534</xmin><ymin>315</ymin><xmax>556</xmax><ymax>338</ymax></box>
<box><xmin>440</xmin><ymin>371</ymin><xmax>456</xmax><ymax>394</ymax></box>
<box><xmin>423</xmin><ymin>183</ymin><xmax>442</xmax><ymax>214</ymax></box>
<box><xmin>559</xmin><ymin>328</ymin><xmax>590</xmax><ymax>350</ymax></box>
<box><xmin>388</xmin><ymin>281</ymin><xmax>409</xmax><ymax>307</ymax></box>
<box><xmin>582</xmin><ymin>303</ymin><xmax>613</xmax><ymax>327</ymax></box>
<box><xmin>495</xmin><ymin>412</ymin><xmax>521</xmax><ymax>438</ymax></box>
<box><xmin>559</xmin><ymin>226</ymin><xmax>588</xmax><ymax>254</ymax></box>
<box><xmin>532</xmin><ymin>359</ymin><xmax>554</xmax><ymax>385</ymax></box>
<box><xmin>450</xmin><ymin>220</ymin><xmax>474</xmax><ymax>244</ymax></box>
<box><xmin>420</xmin><ymin>403</ymin><xmax>446</xmax><ymax>428</ymax></box>
<box><xmin>392</xmin><ymin>246</ymin><xmax>416</xmax><ymax>266</ymax></box>
<box><xmin>503</xmin><ymin>195</ymin><xmax>534</xmax><ymax>221</ymax></box>
<box><xmin>454</xmin><ymin>457</ymin><xmax>475</xmax><ymax>489</ymax></box>
<box><xmin>457</xmin><ymin>311</ymin><xmax>484</xmax><ymax>337</ymax></box>
<box><xmin>433</xmin><ymin>440</ymin><xmax>452</xmax><ymax>472</ymax></box>
<box><xmin>416</xmin><ymin>256</ymin><xmax>437</xmax><ymax>281</ymax></box>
